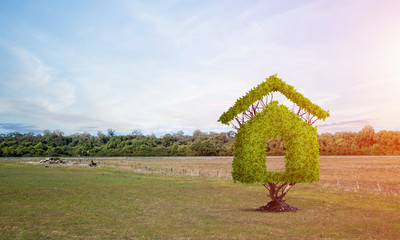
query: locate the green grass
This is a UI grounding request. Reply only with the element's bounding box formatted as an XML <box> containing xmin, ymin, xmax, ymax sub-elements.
<box><xmin>1</xmin><ymin>161</ymin><xmax>400</xmax><ymax>239</ymax></box>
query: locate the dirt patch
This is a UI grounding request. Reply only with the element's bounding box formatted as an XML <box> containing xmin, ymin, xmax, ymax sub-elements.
<box><xmin>40</xmin><ymin>157</ymin><xmax>68</xmax><ymax>164</ymax></box>
<box><xmin>28</xmin><ymin>158</ymin><xmax>97</xmax><ymax>167</ymax></box>
<box><xmin>257</xmin><ymin>200</ymin><xmax>300</xmax><ymax>212</ymax></box>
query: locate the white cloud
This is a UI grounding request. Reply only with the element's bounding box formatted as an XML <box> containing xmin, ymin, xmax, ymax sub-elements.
<box><xmin>1</xmin><ymin>43</ymin><xmax>77</xmax><ymax>110</ymax></box>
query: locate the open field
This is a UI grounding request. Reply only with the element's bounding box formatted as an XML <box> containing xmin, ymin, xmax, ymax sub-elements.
<box><xmin>114</xmin><ymin>156</ymin><xmax>400</xmax><ymax>194</ymax></box>
<box><xmin>1</xmin><ymin>161</ymin><xmax>400</xmax><ymax>239</ymax></box>
<box><xmin>24</xmin><ymin>155</ymin><xmax>399</xmax><ymax>195</ymax></box>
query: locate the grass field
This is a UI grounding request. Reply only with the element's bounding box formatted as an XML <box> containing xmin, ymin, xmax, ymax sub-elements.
<box><xmin>1</xmin><ymin>159</ymin><xmax>400</xmax><ymax>239</ymax></box>
<box><xmin>83</xmin><ymin>156</ymin><xmax>400</xmax><ymax>195</ymax></box>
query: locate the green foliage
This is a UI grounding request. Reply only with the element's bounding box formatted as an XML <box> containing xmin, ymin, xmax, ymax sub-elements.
<box><xmin>220</xmin><ymin>75</ymin><xmax>328</xmax><ymax>185</ymax></box>
<box><xmin>0</xmin><ymin>130</ymin><xmax>235</xmax><ymax>157</ymax></box>
<box><xmin>162</xmin><ymin>134</ymin><xmax>175</xmax><ymax>147</ymax></box>
<box><xmin>189</xmin><ymin>140</ymin><xmax>218</xmax><ymax>156</ymax></box>
<box><xmin>232</xmin><ymin>101</ymin><xmax>320</xmax><ymax>184</ymax></box>
<box><xmin>218</xmin><ymin>74</ymin><xmax>330</xmax><ymax>125</ymax></box>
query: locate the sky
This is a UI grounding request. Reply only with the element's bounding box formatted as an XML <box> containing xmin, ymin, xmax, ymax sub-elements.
<box><xmin>1</xmin><ymin>0</ymin><xmax>400</xmax><ymax>136</ymax></box>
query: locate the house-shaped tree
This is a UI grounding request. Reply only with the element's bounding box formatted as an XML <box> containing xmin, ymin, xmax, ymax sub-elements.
<box><xmin>218</xmin><ymin>75</ymin><xmax>329</xmax><ymax>211</ymax></box>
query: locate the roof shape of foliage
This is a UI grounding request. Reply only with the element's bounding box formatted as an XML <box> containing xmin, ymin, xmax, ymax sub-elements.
<box><xmin>218</xmin><ymin>74</ymin><xmax>330</xmax><ymax>125</ymax></box>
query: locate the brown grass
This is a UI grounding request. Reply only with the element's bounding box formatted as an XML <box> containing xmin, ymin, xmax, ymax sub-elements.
<box><xmin>60</xmin><ymin>156</ymin><xmax>400</xmax><ymax>195</ymax></box>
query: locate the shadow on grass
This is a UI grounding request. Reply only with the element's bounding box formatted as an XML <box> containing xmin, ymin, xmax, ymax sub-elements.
<box><xmin>239</xmin><ymin>208</ymin><xmax>260</xmax><ymax>212</ymax></box>
<box><xmin>239</xmin><ymin>207</ymin><xmax>302</xmax><ymax>213</ymax></box>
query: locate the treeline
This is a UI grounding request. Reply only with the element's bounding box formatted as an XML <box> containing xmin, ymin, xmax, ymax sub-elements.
<box><xmin>319</xmin><ymin>125</ymin><xmax>400</xmax><ymax>155</ymax></box>
<box><xmin>0</xmin><ymin>130</ymin><xmax>235</xmax><ymax>157</ymax></box>
<box><xmin>0</xmin><ymin>125</ymin><xmax>399</xmax><ymax>157</ymax></box>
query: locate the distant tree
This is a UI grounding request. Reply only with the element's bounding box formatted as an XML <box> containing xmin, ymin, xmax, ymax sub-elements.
<box><xmin>190</xmin><ymin>140</ymin><xmax>218</xmax><ymax>156</ymax></box>
<box><xmin>374</xmin><ymin>130</ymin><xmax>400</xmax><ymax>154</ymax></box>
<box><xmin>107</xmin><ymin>129</ymin><xmax>116</xmax><ymax>138</ymax></box>
<box><xmin>131</xmin><ymin>130</ymin><xmax>144</xmax><ymax>139</ymax></box>
<box><xmin>162</xmin><ymin>134</ymin><xmax>175</xmax><ymax>147</ymax></box>
<box><xmin>2</xmin><ymin>146</ymin><xmax>17</xmax><ymax>157</ymax></box>
<box><xmin>53</xmin><ymin>129</ymin><xmax>64</xmax><ymax>137</ymax></box>
<box><xmin>318</xmin><ymin>133</ymin><xmax>335</xmax><ymax>155</ymax></box>
<box><xmin>173</xmin><ymin>130</ymin><xmax>184</xmax><ymax>140</ymax></box>
<box><xmin>33</xmin><ymin>142</ymin><xmax>47</xmax><ymax>156</ymax></box>
<box><xmin>225</xmin><ymin>130</ymin><xmax>235</xmax><ymax>138</ymax></box>
<box><xmin>192</xmin><ymin>129</ymin><xmax>207</xmax><ymax>141</ymax></box>
<box><xmin>43</xmin><ymin>129</ymin><xmax>51</xmax><ymax>136</ymax></box>
<box><xmin>174</xmin><ymin>144</ymin><xmax>188</xmax><ymax>156</ymax></box>
<box><xmin>97</xmin><ymin>131</ymin><xmax>109</xmax><ymax>144</ymax></box>
<box><xmin>107</xmin><ymin>138</ymin><xmax>121</xmax><ymax>149</ymax></box>
<box><xmin>355</xmin><ymin>125</ymin><xmax>375</xmax><ymax>148</ymax></box>
<box><xmin>50</xmin><ymin>146</ymin><xmax>66</xmax><ymax>156</ymax></box>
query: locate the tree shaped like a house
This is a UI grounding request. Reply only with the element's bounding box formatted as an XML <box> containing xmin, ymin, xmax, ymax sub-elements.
<box><xmin>218</xmin><ymin>74</ymin><xmax>330</xmax><ymax>211</ymax></box>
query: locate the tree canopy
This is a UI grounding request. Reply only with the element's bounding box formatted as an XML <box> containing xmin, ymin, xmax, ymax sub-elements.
<box><xmin>219</xmin><ymin>75</ymin><xmax>329</xmax><ymax>185</ymax></box>
<box><xmin>218</xmin><ymin>74</ymin><xmax>330</xmax><ymax>211</ymax></box>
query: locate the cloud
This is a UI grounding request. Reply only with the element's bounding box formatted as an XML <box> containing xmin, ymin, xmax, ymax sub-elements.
<box><xmin>318</xmin><ymin>120</ymin><xmax>372</xmax><ymax>132</ymax></box>
<box><xmin>0</xmin><ymin>42</ymin><xmax>77</xmax><ymax>109</ymax></box>
<box><xmin>0</xmin><ymin>123</ymin><xmax>43</xmax><ymax>134</ymax></box>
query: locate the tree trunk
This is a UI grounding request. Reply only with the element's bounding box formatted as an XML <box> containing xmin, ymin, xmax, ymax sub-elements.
<box><xmin>258</xmin><ymin>182</ymin><xmax>300</xmax><ymax>212</ymax></box>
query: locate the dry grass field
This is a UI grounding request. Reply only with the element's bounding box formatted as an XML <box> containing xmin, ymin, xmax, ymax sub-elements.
<box><xmin>69</xmin><ymin>155</ymin><xmax>400</xmax><ymax>195</ymax></box>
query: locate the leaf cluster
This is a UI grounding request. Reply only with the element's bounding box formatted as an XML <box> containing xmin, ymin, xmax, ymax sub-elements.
<box><xmin>218</xmin><ymin>74</ymin><xmax>330</xmax><ymax>125</ymax></box>
<box><xmin>232</xmin><ymin>101</ymin><xmax>320</xmax><ymax>184</ymax></box>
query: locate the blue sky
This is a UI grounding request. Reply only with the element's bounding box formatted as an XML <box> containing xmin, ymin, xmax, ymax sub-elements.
<box><xmin>1</xmin><ymin>0</ymin><xmax>400</xmax><ymax>136</ymax></box>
